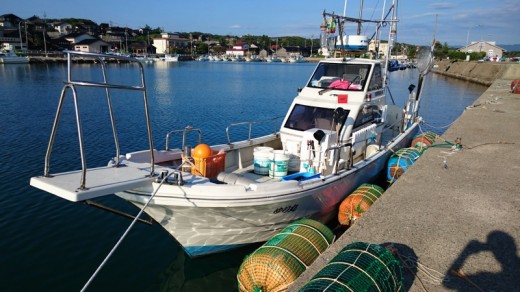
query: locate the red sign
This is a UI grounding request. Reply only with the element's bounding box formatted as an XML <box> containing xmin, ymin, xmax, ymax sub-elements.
<box><xmin>337</xmin><ymin>94</ymin><xmax>348</xmax><ymax>103</ymax></box>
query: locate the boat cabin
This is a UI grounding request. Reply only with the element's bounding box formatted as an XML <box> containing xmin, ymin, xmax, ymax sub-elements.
<box><xmin>279</xmin><ymin>58</ymin><xmax>387</xmax><ymax>175</ymax></box>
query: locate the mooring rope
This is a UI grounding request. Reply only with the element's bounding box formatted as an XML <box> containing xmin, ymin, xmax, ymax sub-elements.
<box><xmin>81</xmin><ymin>171</ymin><xmax>172</xmax><ymax>292</ymax></box>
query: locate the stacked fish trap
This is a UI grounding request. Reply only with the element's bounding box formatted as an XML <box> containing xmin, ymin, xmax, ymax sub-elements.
<box><xmin>411</xmin><ymin>131</ymin><xmax>438</xmax><ymax>153</ymax></box>
<box><xmin>300</xmin><ymin>242</ymin><xmax>403</xmax><ymax>292</ymax></box>
<box><xmin>338</xmin><ymin>183</ymin><xmax>385</xmax><ymax>226</ymax></box>
<box><xmin>237</xmin><ymin>218</ymin><xmax>335</xmax><ymax>292</ymax></box>
<box><xmin>387</xmin><ymin>147</ymin><xmax>422</xmax><ymax>183</ymax></box>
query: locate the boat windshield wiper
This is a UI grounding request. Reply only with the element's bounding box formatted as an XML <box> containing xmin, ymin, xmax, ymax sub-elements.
<box><xmin>319</xmin><ymin>88</ymin><xmax>333</xmax><ymax>95</ymax></box>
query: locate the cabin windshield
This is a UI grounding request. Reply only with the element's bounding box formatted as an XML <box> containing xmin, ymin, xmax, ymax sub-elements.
<box><xmin>284</xmin><ymin>104</ymin><xmax>349</xmax><ymax>131</ymax></box>
<box><xmin>308</xmin><ymin>63</ymin><xmax>371</xmax><ymax>91</ymax></box>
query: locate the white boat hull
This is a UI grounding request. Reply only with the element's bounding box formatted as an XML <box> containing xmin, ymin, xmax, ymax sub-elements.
<box><xmin>0</xmin><ymin>56</ymin><xmax>29</xmax><ymax>64</ymax></box>
<box><xmin>116</xmin><ymin>125</ymin><xmax>417</xmax><ymax>257</ymax></box>
<box><xmin>162</xmin><ymin>55</ymin><xmax>179</xmax><ymax>62</ymax></box>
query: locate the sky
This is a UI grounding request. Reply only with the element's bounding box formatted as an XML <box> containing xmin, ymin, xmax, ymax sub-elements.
<box><xmin>3</xmin><ymin>0</ymin><xmax>520</xmax><ymax>46</ymax></box>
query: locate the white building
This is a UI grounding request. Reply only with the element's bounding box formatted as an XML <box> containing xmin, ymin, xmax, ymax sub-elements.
<box><xmin>152</xmin><ymin>33</ymin><xmax>189</xmax><ymax>54</ymax></box>
<box><xmin>458</xmin><ymin>41</ymin><xmax>505</xmax><ymax>59</ymax></box>
<box><xmin>368</xmin><ymin>40</ymin><xmax>389</xmax><ymax>58</ymax></box>
<box><xmin>225</xmin><ymin>42</ymin><xmax>249</xmax><ymax>56</ymax></box>
<box><xmin>53</xmin><ymin>22</ymin><xmax>72</xmax><ymax>35</ymax></box>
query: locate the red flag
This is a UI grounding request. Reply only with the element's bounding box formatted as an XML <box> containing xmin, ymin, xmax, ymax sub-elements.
<box><xmin>338</xmin><ymin>94</ymin><xmax>348</xmax><ymax>103</ymax></box>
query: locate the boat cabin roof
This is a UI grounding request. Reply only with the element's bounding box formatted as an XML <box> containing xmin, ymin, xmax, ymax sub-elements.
<box><xmin>306</xmin><ymin>58</ymin><xmax>381</xmax><ymax>92</ymax></box>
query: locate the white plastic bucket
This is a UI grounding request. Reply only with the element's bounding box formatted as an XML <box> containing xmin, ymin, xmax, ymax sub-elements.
<box><xmin>269</xmin><ymin>150</ymin><xmax>290</xmax><ymax>178</ymax></box>
<box><xmin>254</xmin><ymin>147</ymin><xmax>273</xmax><ymax>175</ymax></box>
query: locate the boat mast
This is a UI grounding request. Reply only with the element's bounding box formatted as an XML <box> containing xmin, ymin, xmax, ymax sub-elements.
<box><xmin>357</xmin><ymin>0</ymin><xmax>363</xmax><ymax>35</ymax></box>
<box><xmin>374</xmin><ymin>0</ymin><xmax>387</xmax><ymax>59</ymax></box>
<box><xmin>382</xmin><ymin>0</ymin><xmax>397</xmax><ymax>87</ymax></box>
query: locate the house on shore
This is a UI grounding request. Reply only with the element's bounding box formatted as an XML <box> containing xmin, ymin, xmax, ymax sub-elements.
<box><xmin>0</xmin><ymin>13</ymin><xmax>24</xmax><ymax>51</ymax></box>
<box><xmin>226</xmin><ymin>42</ymin><xmax>249</xmax><ymax>57</ymax></box>
<box><xmin>153</xmin><ymin>32</ymin><xmax>189</xmax><ymax>55</ymax></box>
<box><xmin>368</xmin><ymin>40</ymin><xmax>389</xmax><ymax>58</ymax></box>
<box><xmin>73</xmin><ymin>38</ymin><xmax>109</xmax><ymax>53</ymax></box>
<box><xmin>458</xmin><ymin>41</ymin><xmax>506</xmax><ymax>60</ymax></box>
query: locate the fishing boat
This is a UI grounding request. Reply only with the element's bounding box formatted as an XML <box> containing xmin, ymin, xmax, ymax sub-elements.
<box><xmin>289</xmin><ymin>55</ymin><xmax>306</xmax><ymax>63</ymax></box>
<box><xmin>30</xmin><ymin>4</ymin><xmax>433</xmax><ymax>257</ymax></box>
<box><xmin>0</xmin><ymin>50</ymin><xmax>29</xmax><ymax>64</ymax></box>
<box><xmin>135</xmin><ymin>55</ymin><xmax>155</xmax><ymax>64</ymax></box>
<box><xmin>162</xmin><ymin>54</ymin><xmax>178</xmax><ymax>62</ymax></box>
<box><xmin>266</xmin><ymin>55</ymin><xmax>282</xmax><ymax>63</ymax></box>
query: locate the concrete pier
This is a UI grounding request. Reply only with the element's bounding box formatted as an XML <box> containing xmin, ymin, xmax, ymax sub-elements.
<box><xmin>289</xmin><ymin>64</ymin><xmax>520</xmax><ymax>291</ymax></box>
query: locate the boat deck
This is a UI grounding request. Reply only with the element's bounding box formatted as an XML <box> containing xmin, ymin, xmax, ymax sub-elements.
<box><xmin>30</xmin><ymin>163</ymin><xmax>159</xmax><ymax>202</ymax></box>
<box><xmin>233</xmin><ymin>166</ymin><xmax>278</xmax><ymax>183</ymax></box>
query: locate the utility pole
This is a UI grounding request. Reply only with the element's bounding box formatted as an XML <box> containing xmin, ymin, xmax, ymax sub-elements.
<box><xmin>18</xmin><ymin>21</ymin><xmax>23</xmax><ymax>51</ymax></box>
<box><xmin>25</xmin><ymin>22</ymin><xmax>28</xmax><ymax>50</ymax></box>
<box><xmin>43</xmin><ymin>12</ymin><xmax>47</xmax><ymax>57</ymax></box>
<box><xmin>125</xmin><ymin>28</ymin><xmax>128</xmax><ymax>54</ymax></box>
<box><xmin>310</xmin><ymin>34</ymin><xmax>314</xmax><ymax>57</ymax></box>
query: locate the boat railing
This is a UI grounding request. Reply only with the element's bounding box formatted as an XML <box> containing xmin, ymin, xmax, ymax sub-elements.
<box><xmin>43</xmin><ymin>50</ymin><xmax>155</xmax><ymax>190</ymax></box>
<box><xmin>225</xmin><ymin>117</ymin><xmax>282</xmax><ymax>146</ymax></box>
<box><xmin>323</xmin><ymin>123</ymin><xmax>386</xmax><ymax>174</ymax></box>
<box><xmin>165</xmin><ymin>126</ymin><xmax>202</xmax><ymax>151</ymax></box>
<box><xmin>323</xmin><ymin>142</ymin><xmax>353</xmax><ymax>175</ymax></box>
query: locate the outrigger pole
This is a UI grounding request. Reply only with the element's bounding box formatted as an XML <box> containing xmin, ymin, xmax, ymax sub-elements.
<box><xmin>413</xmin><ymin>14</ymin><xmax>437</xmax><ymax>116</ymax></box>
<box><xmin>322</xmin><ymin>0</ymin><xmax>398</xmax><ymax>62</ymax></box>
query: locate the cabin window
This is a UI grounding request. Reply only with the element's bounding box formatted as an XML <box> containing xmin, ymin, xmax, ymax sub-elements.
<box><xmin>308</xmin><ymin>63</ymin><xmax>371</xmax><ymax>91</ymax></box>
<box><xmin>284</xmin><ymin>104</ymin><xmax>343</xmax><ymax>131</ymax></box>
<box><xmin>368</xmin><ymin>64</ymin><xmax>383</xmax><ymax>90</ymax></box>
<box><xmin>353</xmin><ymin>105</ymin><xmax>382</xmax><ymax>129</ymax></box>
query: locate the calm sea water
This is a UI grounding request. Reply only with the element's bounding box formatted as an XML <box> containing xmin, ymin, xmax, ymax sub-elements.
<box><xmin>0</xmin><ymin>61</ymin><xmax>486</xmax><ymax>291</ymax></box>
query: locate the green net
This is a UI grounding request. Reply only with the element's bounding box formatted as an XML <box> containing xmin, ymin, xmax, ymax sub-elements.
<box><xmin>237</xmin><ymin>219</ymin><xmax>335</xmax><ymax>292</ymax></box>
<box><xmin>412</xmin><ymin>131</ymin><xmax>438</xmax><ymax>153</ymax></box>
<box><xmin>356</xmin><ymin>183</ymin><xmax>385</xmax><ymax>199</ymax></box>
<box><xmin>300</xmin><ymin>242</ymin><xmax>403</xmax><ymax>292</ymax></box>
<box><xmin>338</xmin><ymin>183</ymin><xmax>385</xmax><ymax>226</ymax></box>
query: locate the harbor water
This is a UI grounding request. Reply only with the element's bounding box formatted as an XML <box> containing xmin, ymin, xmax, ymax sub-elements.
<box><xmin>0</xmin><ymin>61</ymin><xmax>486</xmax><ymax>291</ymax></box>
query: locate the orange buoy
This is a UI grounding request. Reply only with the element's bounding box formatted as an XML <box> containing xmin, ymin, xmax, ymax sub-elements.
<box><xmin>511</xmin><ymin>80</ymin><xmax>520</xmax><ymax>94</ymax></box>
<box><xmin>338</xmin><ymin>184</ymin><xmax>384</xmax><ymax>226</ymax></box>
<box><xmin>411</xmin><ymin>131</ymin><xmax>438</xmax><ymax>153</ymax></box>
<box><xmin>192</xmin><ymin>143</ymin><xmax>213</xmax><ymax>159</ymax></box>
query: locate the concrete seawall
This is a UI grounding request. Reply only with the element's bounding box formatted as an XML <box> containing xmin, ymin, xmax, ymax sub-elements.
<box><xmin>432</xmin><ymin>60</ymin><xmax>520</xmax><ymax>86</ymax></box>
<box><xmin>289</xmin><ymin>63</ymin><xmax>520</xmax><ymax>291</ymax></box>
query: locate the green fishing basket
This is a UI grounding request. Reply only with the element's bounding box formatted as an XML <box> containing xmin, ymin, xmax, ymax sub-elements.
<box><xmin>237</xmin><ymin>218</ymin><xmax>335</xmax><ymax>292</ymax></box>
<box><xmin>300</xmin><ymin>242</ymin><xmax>403</xmax><ymax>292</ymax></box>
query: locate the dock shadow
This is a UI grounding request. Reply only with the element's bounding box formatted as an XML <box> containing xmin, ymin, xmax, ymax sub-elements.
<box><xmin>381</xmin><ymin>242</ymin><xmax>419</xmax><ymax>291</ymax></box>
<box><xmin>444</xmin><ymin>230</ymin><xmax>520</xmax><ymax>291</ymax></box>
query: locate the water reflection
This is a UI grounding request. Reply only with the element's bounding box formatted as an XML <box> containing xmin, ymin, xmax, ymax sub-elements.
<box><xmin>151</xmin><ymin>243</ymin><xmax>263</xmax><ymax>292</ymax></box>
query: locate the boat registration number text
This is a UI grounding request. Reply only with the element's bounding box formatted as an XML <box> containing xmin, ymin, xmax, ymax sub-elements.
<box><xmin>273</xmin><ymin>204</ymin><xmax>299</xmax><ymax>214</ymax></box>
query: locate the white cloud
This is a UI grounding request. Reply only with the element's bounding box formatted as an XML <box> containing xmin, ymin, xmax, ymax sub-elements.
<box><xmin>429</xmin><ymin>2</ymin><xmax>456</xmax><ymax>9</ymax></box>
